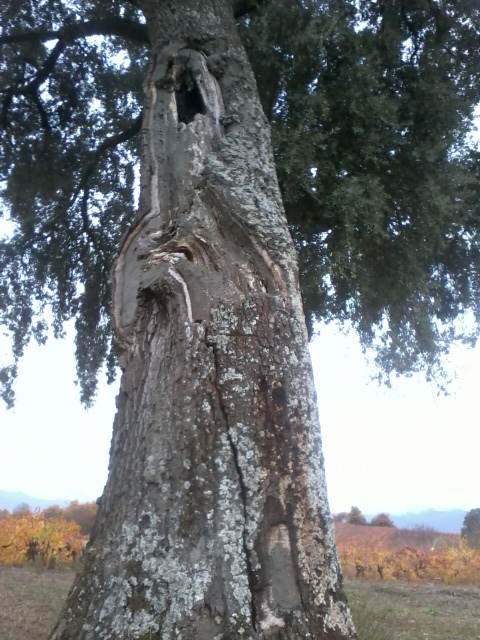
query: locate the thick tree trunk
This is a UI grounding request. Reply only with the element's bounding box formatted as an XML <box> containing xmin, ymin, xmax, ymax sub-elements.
<box><xmin>50</xmin><ymin>1</ymin><xmax>356</xmax><ymax>638</ymax></box>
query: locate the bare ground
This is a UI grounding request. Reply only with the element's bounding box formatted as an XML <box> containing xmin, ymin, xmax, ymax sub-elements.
<box><xmin>0</xmin><ymin>565</ymin><xmax>479</xmax><ymax>639</ymax></box>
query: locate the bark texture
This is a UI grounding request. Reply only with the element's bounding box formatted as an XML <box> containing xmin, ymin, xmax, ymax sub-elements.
<box><xmin>50</xmin><ymin>1</ymin><xmax>356</xmax><ymax>638</ymax></box>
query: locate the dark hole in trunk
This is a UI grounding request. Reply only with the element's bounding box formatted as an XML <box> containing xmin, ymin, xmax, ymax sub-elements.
<box><xmin>176</xmin><ymin>78</ymin><xmax>206</xmax><ymax>124</ymax></box>
<box><xmin>176</xmin><ymin>246</ymin><xmax>194</xmax><ymax>261</ymax></box>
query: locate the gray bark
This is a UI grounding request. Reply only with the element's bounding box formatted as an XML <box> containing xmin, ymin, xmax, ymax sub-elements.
<box><xmin>50</xmin><ymin>1</ymin><xmax>356</xmax><ymax>638</ymax></box>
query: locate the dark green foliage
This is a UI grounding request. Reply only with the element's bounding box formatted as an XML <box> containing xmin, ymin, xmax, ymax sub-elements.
<box><xmin>347</xmin><ymin>506</ymin><xmax>367</xmax><ymax>526</ymax></box>
<box><xmin>1</xmin><ymin>0</ymin><xmax>480</xmax><ymax>406</ymax></box>
<box><xmin>242</xmin><ymin>0</ymin><xmax>480</xmax><ymax>385</ymax></box>
<box><xmin>333</xmin><ymin>512</ymin><xmax>348</xmax><ymax>523</ymax></box>
<box><xmin>0</xmin><ymin>0</ymin><xmax>146</xmax><ymax>405</ymax></box>
<box><xmin>461</xmin><ymin>508</ymin><xmax>480</xmax><ymax>548</ymax></box>
<box><xmin>370</xmin><ymin>513</ymin><xmax>394</xmax><ymax>528</ymax></box>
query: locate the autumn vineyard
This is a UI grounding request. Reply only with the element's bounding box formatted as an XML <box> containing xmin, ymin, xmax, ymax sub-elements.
<box><xmin>1</xmin><ymin>504</ymin><xmax>480</xmax><ymax>585</ymax></box>
<box><xmin>335</xmin><ymin>523</ymin><xmax>480</xmax><ymax>584</ymax></box>
<box><xmin>0</xmin><ymin>502</ymin><xmax>96</xmax><ymax>567</ymax></box>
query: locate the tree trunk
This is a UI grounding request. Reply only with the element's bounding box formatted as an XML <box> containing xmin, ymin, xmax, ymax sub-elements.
<box><xmin>50</xmin><ymin>1</ymin><xmax>356</xmax><ymax>638</ymax></box>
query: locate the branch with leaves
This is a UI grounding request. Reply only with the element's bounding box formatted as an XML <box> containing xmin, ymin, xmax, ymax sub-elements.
<box><xmin>14</xmin><ymin>112</ymin><xmax>143</xmax><ymax>251</ymax></box>
<box><xmin>1</xmin><ymin>18</ymin><xmax>148</xmax><ymax>130</ymax></box>
<box><xmin>0</xmin><ymin>17</ymin><xmax>149</xmax><ymax>47</ymax></box>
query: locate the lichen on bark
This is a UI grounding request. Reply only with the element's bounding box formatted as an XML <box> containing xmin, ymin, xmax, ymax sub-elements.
<box><xmin>50</xmin><ymin>1</ymin><xmax>356</xmax><ymax>638</ymax></box>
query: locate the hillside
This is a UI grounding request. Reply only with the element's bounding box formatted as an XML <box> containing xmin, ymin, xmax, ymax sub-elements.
<box><xmin>334</xmin><ymin>522</ymin><xmax>457</xmax><ymax>551</ymax></box>
<box><xmin>0</xmin><ymin>489</ymin><xmax>67</xmax><ymax>512</ymax></box>
<box><xmin>390</xmin><ymin>509</ymin><xmax>467</xmax><ymax>534</ymax></box>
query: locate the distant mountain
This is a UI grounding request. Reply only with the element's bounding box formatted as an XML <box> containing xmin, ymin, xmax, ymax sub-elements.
<box><xmin>0</xmin><ymin>489</ymin><xmax>68</xmax><ymax>512</ymax></box>
<box><xmin>389</xmin><ymin>509</ymin><xmax>467</xmax><ymax>534</ymax></box>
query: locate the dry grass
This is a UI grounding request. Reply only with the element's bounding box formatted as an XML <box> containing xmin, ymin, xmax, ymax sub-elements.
<box><xmin>0</xmin><ymin>565</ymin><xmax>74</xmax><ymax>640</ymax></box>
<box><xmin>1</xmin><ymin>565</ymin><xmax>480</xmax><ymax>639</ymax></box>
<box><xmin>345</xmin><ymin>577</ymin><xmax>480</xmax><ymax>640</ymax></box>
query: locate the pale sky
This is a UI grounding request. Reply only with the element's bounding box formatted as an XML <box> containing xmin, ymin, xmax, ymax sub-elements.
<box><xmin>310</xmin><ymin>324</ymin><xmax>479</xmax><ymax>514</ymax></box>
<box><xmin>0</xmin><ymin>320</ymin><xmax>478</xmax><ymax>515</ymax></box>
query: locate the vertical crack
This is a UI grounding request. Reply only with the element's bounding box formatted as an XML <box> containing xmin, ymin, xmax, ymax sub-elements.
<box><xmin>209</xmin><ymin>342</ymin><xmax>258</xmax><ymax>633</ymax></box>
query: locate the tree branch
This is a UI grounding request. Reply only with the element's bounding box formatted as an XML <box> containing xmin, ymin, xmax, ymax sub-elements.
<box><xmin>1</xmin><ymin>40</ymin><xmax>65</xmax><ymax>127</ymax></box>
<box><xmin>10</xmin><ymin>40</ymin><xmax>66</xmax><ymax>96</ymax></box>
<box><xmin>1</xmin><ymin>20</ymin><xmax>148</xmax><ymax>124</ymax></box>
<box><xmin>1</xmin><ymin>90</ymin><xmax>13</xmax><ymax>128</ymax></box>
<box><xmin>425</xmin><ymin>0</ymin><xmax>448</xmax><ymax>39</ymax></box>
<box><xmin>0</xmin><ymin>17</ymin><xmax>149</xmax><ymax>47</ymax></box>
<box><xmin>32</xmin><ymin>92</ymin><xmax>51</xmax><ymax>130</ymax></box>
<box><xmin>75</xmin><ymin>112</ymin><xmax>143</xmax><ymax>198</ymax></box>
<box><xmin>16</xmin><ymin>113</ymin><xmax>143</xmax><ymax>250</ymax></box>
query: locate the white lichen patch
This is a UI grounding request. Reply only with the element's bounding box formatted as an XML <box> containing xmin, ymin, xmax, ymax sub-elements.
<box><xmin>215</xmin><ymin>431</ymin><xmax>254</xmax><ymax>624</ymax></box>
<box><xmin>218</xmin><ymin>367</ymin><xmax>244</xmax><ymax>383</ymax></box>
<box><xmin>323</xmin><ymin>599</ymin><xmax>356</xmax><ymax>637</ymax></box>
<box><xmin>259</xmin><ymin>609</ymin><xmax>285</xmax><ymax>633</ymax></box>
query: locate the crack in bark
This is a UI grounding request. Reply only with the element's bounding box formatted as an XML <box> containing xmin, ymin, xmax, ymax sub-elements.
<box><xmin>209</xmin><ymin>341</ymin><xmax>258</xmax><ymax>633</ymax></box>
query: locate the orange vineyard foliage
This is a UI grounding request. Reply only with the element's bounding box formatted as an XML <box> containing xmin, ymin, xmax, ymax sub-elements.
<box><xmin>335</xmin><ymin>523</ymin><xmax>480</xmax><ymax>584</ymax></box>
<box><xmin>0</xmin><ymin>510</ymin><xmax>85</xmax><ymax>566</ymax></box>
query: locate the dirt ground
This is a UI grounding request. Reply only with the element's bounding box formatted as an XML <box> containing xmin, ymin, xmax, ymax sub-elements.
<box><xmin>0</xmin><ymin>565</ymin><xmax>479</xmax><ymax>639</ymax></box>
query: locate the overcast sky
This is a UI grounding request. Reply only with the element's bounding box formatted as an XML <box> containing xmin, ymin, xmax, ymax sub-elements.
<box><xmin>0</xmin><ymin>320</ymin><xmax>478</xmax><ymax>515</ymax></box>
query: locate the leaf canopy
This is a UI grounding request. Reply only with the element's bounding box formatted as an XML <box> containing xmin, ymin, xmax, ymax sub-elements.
<box><xmin>1</xmin><ymin>0</ymin><xmax>480</xmax><ymax>406</ymax></box>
